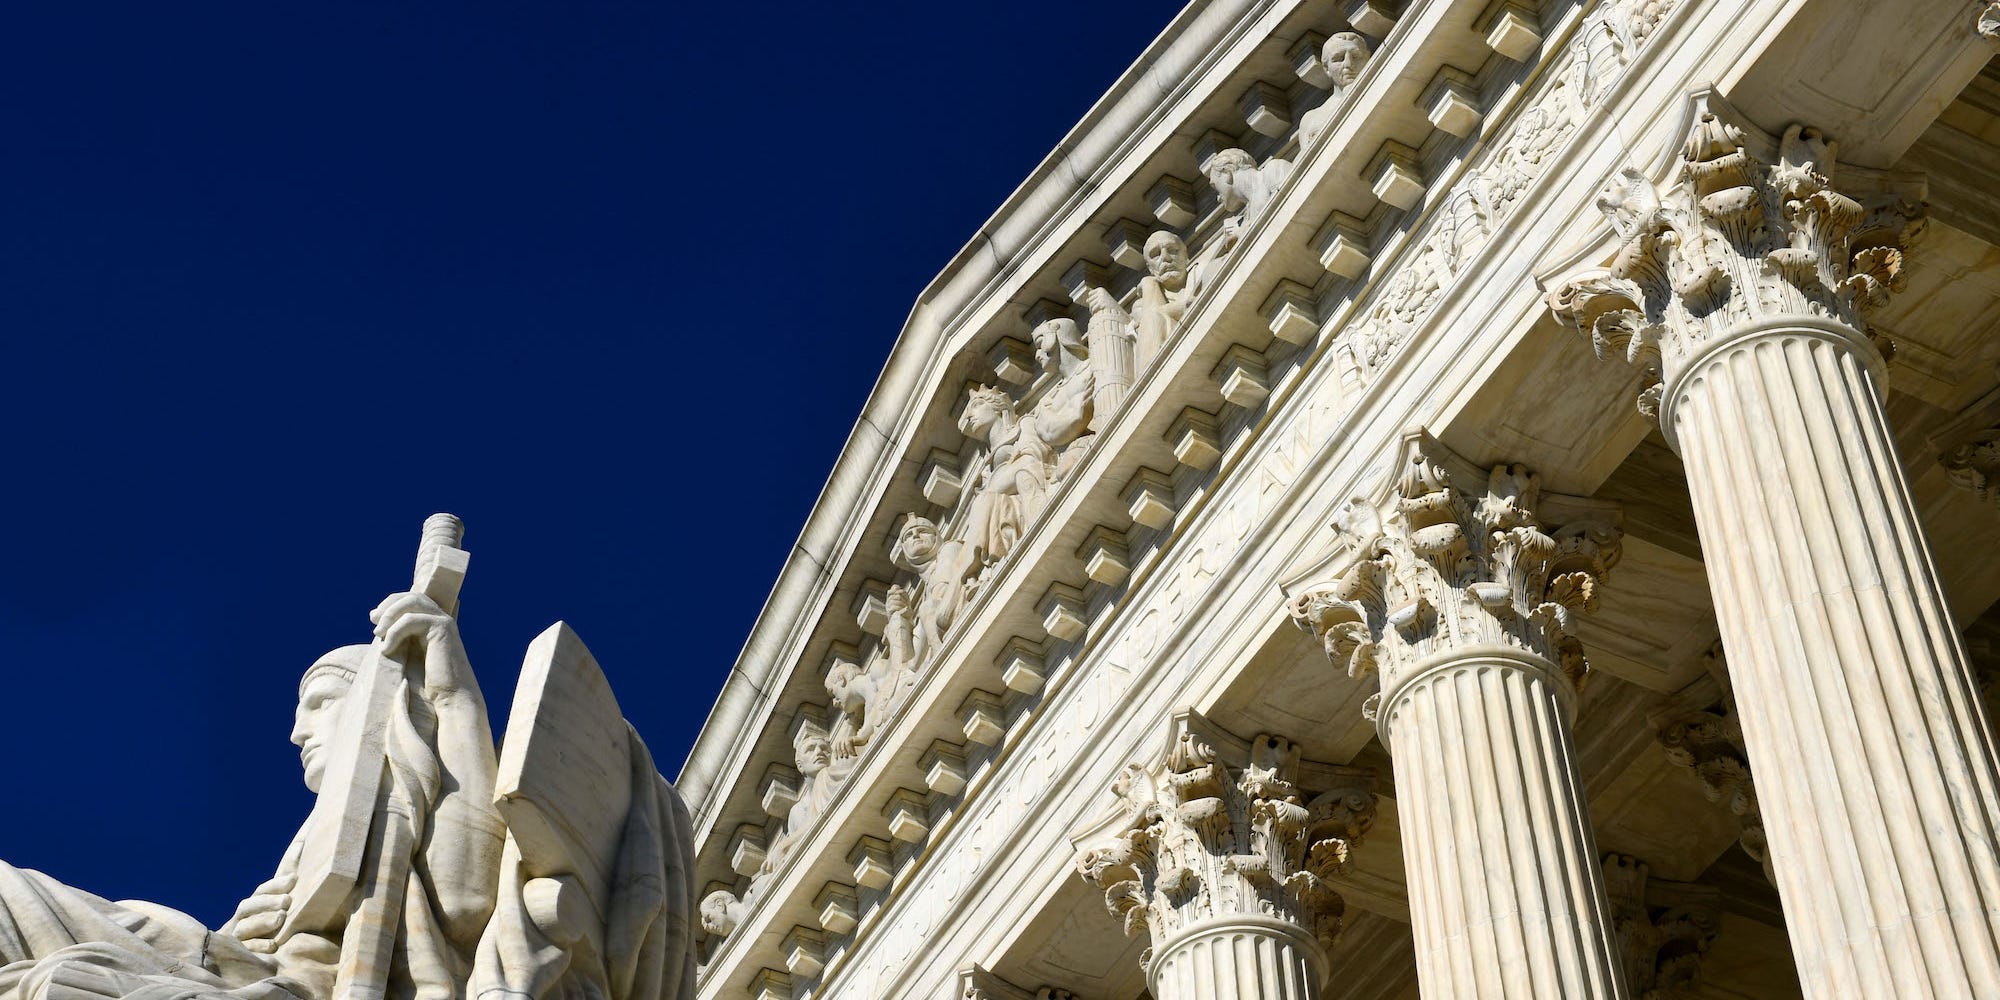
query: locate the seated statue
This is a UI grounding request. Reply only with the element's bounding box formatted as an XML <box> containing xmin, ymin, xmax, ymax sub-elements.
<box><xmin>0</xmin><ymin>517</ymin><xmax>695</xmax><ymax>1000</ymax></box>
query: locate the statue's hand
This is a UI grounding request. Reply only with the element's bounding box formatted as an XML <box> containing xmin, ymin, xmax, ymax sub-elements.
<box><xmin>370</xmin><ymin>591</ymin><xmax>474</xmax><ymax>701</ymax></box>
<box><xmin>222</xmin><ymin>870</ymin><xmax>296</xmax><ymax>954</ymax></box>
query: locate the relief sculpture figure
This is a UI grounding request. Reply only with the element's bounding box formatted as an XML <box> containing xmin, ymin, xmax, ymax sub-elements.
<box><xmin>1205</xmin><ymin>147</ymin><xmax>1292</xmax><ymax>239</ymax></box>
<box><xmin>1297</xmin><ymin>32</ymin><xmax>1371</xmax><ymax>148</ymax></box>
<box><xmin>0</xmin><ymin>516</ymin><xmax>697</xmax><ymax>1000</ymax></box>
<box><xmin>955</xmin><ymin>384</ymin><xmax>1057</xmax><ymax>571</ymax></box>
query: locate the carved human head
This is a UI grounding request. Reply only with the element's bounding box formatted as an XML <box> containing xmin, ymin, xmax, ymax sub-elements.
<box><xmin>1143</xmin><ymin>231</ymin><xmax>1191</xmax><ymax>286</ymax></box>
<box><xmin>1031</xmin><ymin>317</ymin><xmax>1086</xmax><ymax>375</ymax></box>
<box><xmin>293</xmin><ymin>644</ymin><xmax>368</xmax><ymax>793</ymax></box>
<box><xmin>957</xmin><ymin>384</ymin><xmax>1013</xmax><ymax>437</ymax></box>
<box><xmin>699</xmin><ymin>890</ymin><xmax>740</xmax><ymax>937</ymax></box>
<box><xmin>1205</xmin><ymin>148</ymin><xmax>1258</xmax><ymax>213</ymax></box>
<box><xmin>896</xmin><ymin>516</ymin><xmax>940</xmax><ymax>570</ymax></box>
<box><xmin>1322</xmin><ymin>32</ymin><xmax>1370</xmax><ymax>87</ymax></box>
<box><xmin>793</xmin><ymin>720</ymin><xmax>832</xmax><ymax>777</ymax></box>
<box><xmin>824</xmin><ymin>658</ymin><xmax>864</xmax><ymax>702</ymax></box>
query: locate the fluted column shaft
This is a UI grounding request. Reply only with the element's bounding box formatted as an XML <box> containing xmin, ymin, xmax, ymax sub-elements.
<box><xmin>1290</xmin><ymin>431</ymin><xmax>1631</xmax><ymax>999</ymax></box>
<box><xmin>1381</xmin><ymin>647</ymin><xmax>1628</xmax><ymax>999</ymax></box>
<box><xmin>1148</xmin><ymin>915</ymin><xmax>1325</xmax><ymax>1000</ymax></box>
<box><xmin>1662</xmin><ymin>318</ymin><xmax>2000</xmax><ymax>996</ymax></box>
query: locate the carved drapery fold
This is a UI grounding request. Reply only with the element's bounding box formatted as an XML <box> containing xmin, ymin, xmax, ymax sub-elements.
<box><xmin>1072</xmin><ymin>711</ymin><xmax>1376</xmax><ymax>1000</ymax></box>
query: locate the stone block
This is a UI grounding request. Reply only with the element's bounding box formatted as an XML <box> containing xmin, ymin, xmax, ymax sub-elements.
<box><xmin>814</xmin><ymin>883</ymin><xmax>859</xmax><ymax>935</ymax></box>
<box><xmin>1313</xmin><ymin>212</ymin><xmax>1373</xmax><ymax>278</ymax></box>
<box><xmin>917</xmin><ymin>450</ymin><xmax>962</xmax><ymax>507</ymax></box>
<box><xmin>883</xmin><ymin>788</ymin><xmax>930</xmax><ymax>843</ymax></box>
<box><xmin>1262</xmin><ymin>280</ymin><xmax>1319</xmax><ymax>344</ymax></box>
<box><xmin>1213</xmin><ymin>344</ymin><xmax>1273</xmax><ymax>408</ymax></box>
<box><xmin>1122</xmin><ymin>467</ymin><xmax>1177</xmax><ymax>529</ymax></box>
<box><xmin>1077</xmin><ymin>525</ymin><xmax>1131</xmax><ymax>586</ymax></box>
<box><xmin>1289</xmin><ymin>31</ymin><xmax>1334</xmax><ymax>88</ymax></box>
<box><xmin>780</xmin><ymin>927</ymin><xmax>824</xmax><ymax>978</ymax></box>
<box><xmin>997</xmin><ymin>637</ymin><xmax>1048</xmax><ymax>695</ymax></box>
<box><xmin>1146</xmin><ymin>175</ymin><xmax>1198</xmax><ymax>228</ymax></box>
<box><xmin>1368</xmin><ymin>141</ymin><xmax>1425</xmax><ymax>210</ymax></box>
<box><xmin>1477</xmin><ymin>0</ymin><xmax>1540</xmax><ymax>61</ymax></box>
<box><xmin>1238</xmin><ymin>80</ymin><xmax>1293</xmax><ymax>137</ymax></box>
<box><xmin>852</xmin><ymin>580</ymin><xmax>890</xmax><ymax>635</ymax></box>
<box><xmin>758</xmin><ymin>762</ymin><xmax>801</xmax><ymax>818</ymax></box>
<box><xmin>727</xmin><ymin>824</ymin><xmax>767</xmax><ymax>877</ymax></box>
<box><xmin>920</xmin><ymin>740</ymin><xmax>970</xmax><ymax>796</ymax></box>
<box><xmin>959</xmin><ymin>690</ymin><xmax>1008</xmax><ymax>746</ymax></box>
<box><xmin>1037</xmin><ymin>582</ymin><xmax>1089</xmax><ymax>641</ymax></box>
<box><xmin>1422</xmin><ymin>66</ymin><xmax>1482</xmax><ymax>137</ymax></box>
<box><xmin>988</xmin><ymin>336</ymin><xmax>1036</xmax><ymax>384</ymax></box>
<box><xmin>1168</xmin><ymin>407</ymin><xmax>1223</xmax><ymax>470</ymax></box>
<box><xmin>848</xmin><ymin>837</ymin><xmax>893</xmax><ymax>890</ymax></box>
<box><xmin>1103</xmin><ymin>218</ymin><xmax>1153</xmax><ymax>270</ymax></box>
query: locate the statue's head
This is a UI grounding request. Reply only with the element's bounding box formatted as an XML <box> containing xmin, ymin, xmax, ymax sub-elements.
<box><xmin>957</xmin><ymin>384</ymin><xmax>1013</xmax><ymax>437</ymax></box>
<box><xmin>294</xmin><ymin>644</ymin><xmax>368</xmax><ymax>793</ymax></box>
<box><xmin>1323</xmin><ymin>32</ymin><xmax>1370</xmax><ymax>87</ymax></box>
<box><xmin>1031</xmin><ymin>317</ymin><xmax>1085</xmax><ymax>374</ymax></box>
<box><xmin>896</xmin><ymin>516</ymin><xmax>940</xmax><ymax>570</ymax></box>
<box><xmin>1143</xmin><ymin>231</ymin><xmax>1191</xmax><ymax>286</ymax></box>
<box><xmin>700</xmin><ymin>890</ymin><xmax>740</xmax><ymax>936</ymax></box>
<box><xmin>1205</xmin><ymin>148</ymin><xmax>1257</xmax><ymax>213</ymax></box>
<box><xmin>793</xmin><ymin>722</ymin><xmax>832</xmax><ymax>777</ymax></box>
<box><xmin>825</xmin><ymin>659</ymin><xmax>864</xmax><ymax>701</ymax></box>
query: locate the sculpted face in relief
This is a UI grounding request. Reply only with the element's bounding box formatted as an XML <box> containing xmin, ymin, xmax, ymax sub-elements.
<box><xmin>0</xmin><ymin>516</ymin><xmax>698</xmax><ymax>1000</ymax></box>
<box><xmin>293</xmin><ymin>647</ymin><xmax>364</xmax><ymax>793</ymax></box>
<box><xmin>1298</xmin><ymin>32</ymin><xmax>1371</xmax><ymax>148</ymax></box>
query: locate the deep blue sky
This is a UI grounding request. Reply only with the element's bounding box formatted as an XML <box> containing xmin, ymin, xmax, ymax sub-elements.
<box><xmin>0</xmin><ymin>2</ymin><xmax>1176</xmax><ymax>926</ymax></box>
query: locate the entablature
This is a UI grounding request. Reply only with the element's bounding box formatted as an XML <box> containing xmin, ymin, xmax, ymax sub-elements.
<box><xmin>683</xmin><ymin>0</ymin><xmax>1763</xmax><ymax>993</ymax></box>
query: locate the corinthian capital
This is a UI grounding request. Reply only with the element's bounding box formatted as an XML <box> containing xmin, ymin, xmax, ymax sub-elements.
<box><xmin>1070</xmin><ymin>710</ymin><xmax>1377</xmax><ymax>964</ymax></box>
<box><xmin>1546</xmin><ymin>91</ymin><xmax>1926</xmax><ymax>418</ymax></box>
<box><xmin>1289</xmin><ymin>431</ymin><xmax>1623</xmax><ymax>707</ymax></box>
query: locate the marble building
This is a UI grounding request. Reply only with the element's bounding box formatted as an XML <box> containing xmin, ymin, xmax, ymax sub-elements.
<box><xmin>681</xmin><ymin>0</ymin><xmax>2000</xmax><ymax>997</ymax></box>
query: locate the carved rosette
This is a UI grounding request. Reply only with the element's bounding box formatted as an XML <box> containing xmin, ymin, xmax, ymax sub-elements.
<box><xmin>1546</xmin><ymin>94</ymin><xmax>1925</xmax><ymax>421</ymax></box>
<box><xmin>1288</xmin><ymin>431</ymin><xmax>1622</xmax><ymax>720</ymax></box>
<box><xmin>1072</xmin><ymin>712</ymin><xmax>1377</xmax><ymax>970</ymax></box>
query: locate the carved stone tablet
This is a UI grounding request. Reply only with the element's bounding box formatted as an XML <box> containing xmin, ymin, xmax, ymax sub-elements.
<box><xmin>494</xmin><ymin>621</ymin><xmax>633</xmax><ymax>920</ymax></box>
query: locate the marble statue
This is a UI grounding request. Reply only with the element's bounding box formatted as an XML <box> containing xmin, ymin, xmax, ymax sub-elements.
<box><xmin>0</xmin><ymin>517</ymin><xmax>696</xmax><ymax>1000</ymax></box>
<box><xmin>697</xmin><ymin>719</ymin><xmax>849</xmax><ymax>940</ymax></box>
<box><xmin>1204</xmin><ymin>147</ymin><xmax>1292</xmax><ymax>236</ymax></box>
<box><xmin>956</xmin><ymin>384</ymin><xmax>1058</xmax><ymax>571</ymax></box>
<box><xmin>1139</xmin><ymin>231</ymin><xmax>1225</xmax><ymax>365</ymax></box>
<box><xmin>1297</xmin><ymin>32</ymin><xmax>1371</xmax><ymax>148</ymax></box>
<box><xmin>1027</xmin><ymin>317</ymin><xmax>1096</xmax><ymax>480</ymax></box>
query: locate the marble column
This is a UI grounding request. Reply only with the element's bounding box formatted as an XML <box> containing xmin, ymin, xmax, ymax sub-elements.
<box><xmin>1071</xmin><ymin>711</ymin><xmax>1377</xmax><ymax>1000</ymax></box>
<box><xmin>1290</xmin><ymin>432</ymin><xmax>1630</xmax><ymax>999</ymax></box>
<box><xmin>1549</xmin><ymin>93</ymin><xmax>2000</xmax><ymax>997</ymax></box>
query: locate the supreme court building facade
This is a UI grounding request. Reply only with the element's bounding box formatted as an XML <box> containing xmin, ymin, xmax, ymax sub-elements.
<box><xmin>680</xmin><ymin>1</ymin><xmax>2000</xmax><ymax>996</ymax></box>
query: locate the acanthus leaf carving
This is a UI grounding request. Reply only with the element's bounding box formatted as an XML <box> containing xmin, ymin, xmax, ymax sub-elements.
<box><xmin>1602</xmin><ymin>854</ymin><xmax>1723</xmax><ymax>1000</ymax></box>
<box><xmin>1072</xmin><ymin>712</ymin><xmax>1377</xmax><ymax>967</ymax></box>
<box><xmin>1548</xmin><ymin>95</ymin><xmax>1926</xmax><ymax>420</ymax></box>
<box><xmin>1653</xmin><ymin>645</ymin><xmax>1770</xmax><ymax>871</ymax></box>
<box><xmin>1290</xmin><ymin>432</ymin><xmax>1622</xmax><ymax>707</ymax></box>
